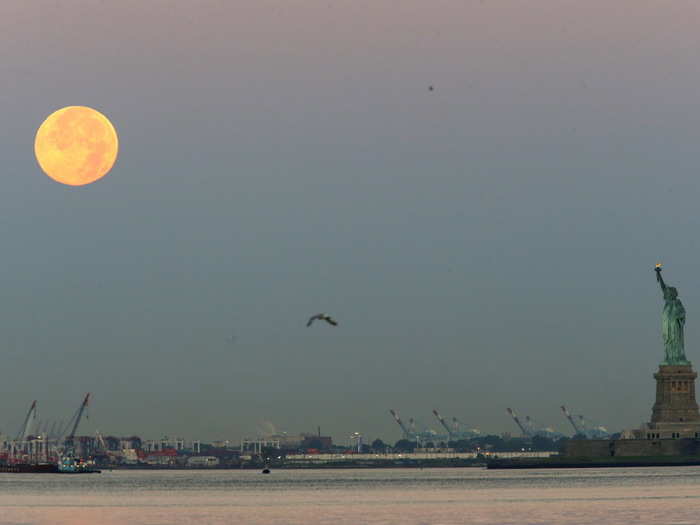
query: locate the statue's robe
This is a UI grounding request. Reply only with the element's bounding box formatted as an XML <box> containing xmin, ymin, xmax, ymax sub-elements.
<box><xmin>663</xmin><ymin>293</ymin><xmax>687</xmax><ymax>364</ymax></box>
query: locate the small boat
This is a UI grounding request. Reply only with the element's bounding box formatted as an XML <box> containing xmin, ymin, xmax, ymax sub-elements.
<box><xmin>261</xmin><ymin>467</ymin><xmax>271</xmax><ymax>474</ymax></box>
<box><xmin>57</xmin><ymin>456</ymin><xmax>101</xmax><ymax>474</ymax></box>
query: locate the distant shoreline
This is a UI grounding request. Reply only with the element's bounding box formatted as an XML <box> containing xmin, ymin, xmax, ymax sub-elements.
<box><xmin>110</xmin><ymin>459</ymin><xmax>488</xmax><ymax>470</ymax></box>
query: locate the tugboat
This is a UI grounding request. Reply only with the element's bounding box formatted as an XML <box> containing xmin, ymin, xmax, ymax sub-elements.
<box><xmin>57</xmin><ymin>456</ymin><xmax>101</xmax><ymax>474</ymax></box>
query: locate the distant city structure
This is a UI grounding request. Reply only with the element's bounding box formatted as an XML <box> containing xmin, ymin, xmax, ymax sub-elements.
<box><xmin>0</xmin><ymin>398</ymin><xmax>564</xmax><ymax>469</ymax></box>
<box><xmin>240</xmin><ymin>431</ymin><xmax>333</xmax><ymax>455</ymax></box>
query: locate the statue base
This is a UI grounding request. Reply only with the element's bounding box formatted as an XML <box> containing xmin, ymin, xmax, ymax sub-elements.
<box><xmin>642</xmin><ymin>364</ymin><xmax>700</xmax><ymax>439</ymax></box>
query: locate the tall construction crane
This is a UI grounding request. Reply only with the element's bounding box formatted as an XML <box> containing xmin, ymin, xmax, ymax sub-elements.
<box><xmin>506</xmin><ymin>408</ymin><xmax>532</xmax><ymax>437</ymax></box>
<box><xmin>561</xmin><ymin>405</ymin><xmax>585</xmax><ymax>436</ymax></box>
<box><xmin>432</xmin><ymin>409</ymin><xmax>454</xmax><ymax>438</ymax></box>
<box><xmin>389</xmin><ymin>409</ymin><xmax>411</xmax><ymax>439</ymax></box>
<box><xmin>64</xmin><ymin>393</ymin><xmax>91</xmax><ymax>445</ymax></box>
<box><xmin>16</xmin><ymin>400</ymin><xmax>37</xmax><ymax>441</ymax></box>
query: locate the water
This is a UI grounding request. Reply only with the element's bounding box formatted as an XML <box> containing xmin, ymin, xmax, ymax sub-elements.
<box><xmin>2</xmin><ymin>467</ymin><xmax>700</xmax><ymax>524</ymax></box>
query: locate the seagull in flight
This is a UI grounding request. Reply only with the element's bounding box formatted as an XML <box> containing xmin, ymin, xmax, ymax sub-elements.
<box><xmin>306</xmin><ymin>313</ymin><xmax>338</xmax><ymax>327</ymax></box>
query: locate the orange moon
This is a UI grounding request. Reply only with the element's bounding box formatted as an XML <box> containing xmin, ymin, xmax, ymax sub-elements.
<box><xmin>34</xmin><ymin>106</ymin><xmax>118</xmax><ymax>186</ymax></box>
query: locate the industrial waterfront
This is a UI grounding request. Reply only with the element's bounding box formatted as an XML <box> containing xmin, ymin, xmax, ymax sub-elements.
<box><xmin>1</xmin><ymin>394</ymin><xmax>604</xmax><ymax>470</ymax></box>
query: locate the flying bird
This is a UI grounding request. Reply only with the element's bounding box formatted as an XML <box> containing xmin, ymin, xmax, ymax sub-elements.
<box><xmin>306</xmin><ymin>313</ymin><xmax>338</xmax><ymax>327</ymax></box>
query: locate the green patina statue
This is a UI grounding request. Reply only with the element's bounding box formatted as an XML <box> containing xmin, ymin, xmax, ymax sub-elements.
<box><xmin>655</xmin><ymin>265</ymin><xmax>690</xmax><ymax>365</ymax></box>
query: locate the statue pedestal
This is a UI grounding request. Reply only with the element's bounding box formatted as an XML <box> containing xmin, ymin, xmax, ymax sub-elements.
<box><xmin>566</xmin><ymin>363</ymin><xmax>700</xmax><ymax>456</ymax></box>
<box><xmin>646</xmin><ymin>364</ymin><xmax>700</xmax><ymax>438</ymax></box>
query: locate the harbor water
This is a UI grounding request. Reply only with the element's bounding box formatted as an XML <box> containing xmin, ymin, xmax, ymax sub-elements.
<box><xmin>2</xmin><ymin>466</ymin><xmax>700</xmax><ymax>524</ymax></box>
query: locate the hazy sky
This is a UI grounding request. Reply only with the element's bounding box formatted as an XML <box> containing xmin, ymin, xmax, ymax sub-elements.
<box><xmin>1</xmin><ymin>1</ymin><xmax>700</xmax><ymax>443</ymax></box>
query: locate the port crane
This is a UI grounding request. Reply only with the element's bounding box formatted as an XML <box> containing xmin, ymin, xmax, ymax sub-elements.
<box><xmin>432</xmin><ymin>409</ymin><xmax>454</xmax><ymax>438</ymax></box>
<box><xmin>507</xmin><ymin>408</ymin><xmax>532</xmax><ymax>437</ymax></box>
<box><xmin>410</xmin><ymin>418</ymin><xmax>444</xmax><ymax>446</ymax></box>
<box><xmin>16</xmin><ymin>400</ymin><xmax>37</xmax><ymax>441</ymax></box>
<box><xmin>407</xmin><ymin>417</ymin><xmax>422</xmax><ymax>445</ymax></box>
<box><xmin>561</xmin><ymin>405</ymin><xmax>585</xmax><ymax>436</ymax></box>
<box><xmin>5</xmin><ymin>396</ymin><xmax>93</xmax><ymax>464</ymax></box>
<box><xmin>560</xmin><ymin>405</ymin><xmax>610</xmax><ymax>438</ymax></box>
<box><xmin>389</xmin><ymin>409</ymin><xmax>412</xmax><ymax>439</ymax></box>
<box><xmin>432</xmin><ymin>410</ymin><xmax>481</xmax><ymax>440</ymax></box>
<box><xmin>389</xmin><ymin>410</ymin><xmax>446</xmax><ymax>445</ymax></box>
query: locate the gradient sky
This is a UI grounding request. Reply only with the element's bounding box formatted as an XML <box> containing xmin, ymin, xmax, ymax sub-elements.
<box><xmin>1</xmin><ymin>1</ymin><xmax>700</xmax><ymax>443</ymax></box>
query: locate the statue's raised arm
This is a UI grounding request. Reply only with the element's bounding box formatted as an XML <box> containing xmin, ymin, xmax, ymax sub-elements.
<box><xmin>655</xmin><ymin>264</ymin><xmax>666</xmax><ymax>293</ymax></box>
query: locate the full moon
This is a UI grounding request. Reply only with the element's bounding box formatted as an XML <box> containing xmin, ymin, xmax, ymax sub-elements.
<box><xmin>34</xmin><ymin>106</ymin><xmax>118</xmax><ymax>186</ymax></box>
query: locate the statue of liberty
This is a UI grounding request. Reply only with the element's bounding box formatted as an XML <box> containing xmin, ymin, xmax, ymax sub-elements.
<box><xmin>655</xmin><ymin>264</ymin><xmax>690</xmax><ymax>365</ymax></box>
